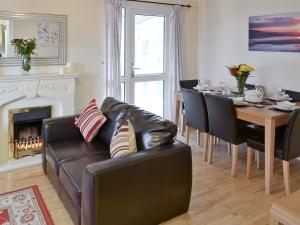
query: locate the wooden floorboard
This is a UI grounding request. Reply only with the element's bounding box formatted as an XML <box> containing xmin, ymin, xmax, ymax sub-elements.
<box><xmin>1</xmin><ymin>130</ymin><xmax>300</xmax><ymax>225</ymax></box>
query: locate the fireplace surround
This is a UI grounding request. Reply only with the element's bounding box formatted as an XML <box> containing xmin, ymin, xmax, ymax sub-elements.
<box><xmin>0</xmin><ymin>73</ymin><xmax>78</xmax><ymax>171</ymax></box>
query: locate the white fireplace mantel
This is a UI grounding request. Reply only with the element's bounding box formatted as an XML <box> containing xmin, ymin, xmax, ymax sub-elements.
<box><xmin>0</xmin><ymin>73</ymin><xmax>78</xmax><ymax>171</ymax></box>
<box><xmin>0</xmin><ymin>73</ymin><xmax>78</xmax><ymax>108</ymax></box>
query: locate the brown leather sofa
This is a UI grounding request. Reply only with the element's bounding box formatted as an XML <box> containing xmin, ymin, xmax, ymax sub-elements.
<box><xmin>42</xmin><ymin>97</ymin><xmax>192</xmax><ymax>225</ymax></box>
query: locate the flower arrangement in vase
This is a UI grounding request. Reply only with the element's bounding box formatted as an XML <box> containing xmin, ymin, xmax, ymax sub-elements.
<box><xmin>226</xmin><ymin>64</ymin><xmax>255</xmax><ymax>96</ymax></box>
<box><xmin>11</xmin><ymin>38</ymin><xmax>37</xmax><ymax>73</ymax></box>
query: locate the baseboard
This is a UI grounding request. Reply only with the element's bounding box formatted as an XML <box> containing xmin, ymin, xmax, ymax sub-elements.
<box><xmin>0</xmin><ymin>155</ymin><xmax>41</xmax><ymax>173</ymax></box>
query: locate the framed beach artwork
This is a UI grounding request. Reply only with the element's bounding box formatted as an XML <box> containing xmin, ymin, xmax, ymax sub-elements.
<box><xmin>249</xmin><ymin>12</ymin><xmax>300</xmax><ymax>52</ymax></box>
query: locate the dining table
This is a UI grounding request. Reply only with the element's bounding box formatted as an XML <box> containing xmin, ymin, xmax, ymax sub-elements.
<box><xmin>175</xmin><ymin>90</ymin><xmax>300</xmax><ymax>195</ymax></box>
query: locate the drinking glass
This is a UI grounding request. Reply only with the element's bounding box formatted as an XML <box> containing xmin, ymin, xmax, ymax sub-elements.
<box><xmin>198</xmin><ymin>79</ymin><xmax>204</xmax><ymax>88</ymax></box>
<box><xmin>256</xmin><ymin>86</ymin><xmax>264</xmax><ymax>104</ymax></box>
<box><xmin>219</xmin><ymin>79</ymin><xmax>225</xmax><ymax>90</ymax></box>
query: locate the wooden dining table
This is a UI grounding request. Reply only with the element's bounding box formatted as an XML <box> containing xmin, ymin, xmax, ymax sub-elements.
<box><xmin>175</xmin><ymin>91</ymin><xmax>299</xmax><ymax>195</ymax></box>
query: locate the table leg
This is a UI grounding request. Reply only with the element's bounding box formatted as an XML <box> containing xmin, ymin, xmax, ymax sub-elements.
<box><xmin>265</xmin><ymin>118</ymin><xmax>276</xmax><ymax>195</ymax></box>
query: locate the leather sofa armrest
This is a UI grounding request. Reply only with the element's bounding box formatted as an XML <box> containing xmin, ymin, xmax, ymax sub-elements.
<box><xmin>42</xmin><ymin>114</ymin><xmax>81</xmax><ymax>144</ymax></box>
<box><xmin>81</xmin><ymin>141</ymin><xmax>192</xmax><ymax>225</ymax></box>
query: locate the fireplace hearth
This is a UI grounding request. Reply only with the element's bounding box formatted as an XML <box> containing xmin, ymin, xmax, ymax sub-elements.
<box><xmin>9</xmin><ymin>106</ymin><xmax>52</xmax><ymax>159</ymax></box>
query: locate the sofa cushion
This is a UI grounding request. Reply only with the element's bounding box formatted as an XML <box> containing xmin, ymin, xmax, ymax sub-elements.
<box><xmin>59</xmin><ymin>153</ymin><xmax>111</xmax><ymax>207</ymax></box>
<box><xmin>127</xmin><ymin>107</ymin><xmax>178</xmax><ymax>150</ymax></box>
<box><xmin>110</xmin><ymin>120</ymin><xmax>137</xmax><ymax>158</ymax></box>
<box><xmin>100</xmin><ymin>97</ymin><xmax>132</xmax><ymax>114</ymax></box>
<box><xmin>74</xmin><ymin>99</ymin><xmax>107</xmax><ymax>142</ymax></box>
<box><xmin>47</xmin><ymin>139</ymin><xmax>109</xmax><ymax>175</ymax></box>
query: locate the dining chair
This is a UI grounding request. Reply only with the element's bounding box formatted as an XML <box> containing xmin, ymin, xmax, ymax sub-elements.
<box><xmin>204</xmin><ymin>93</ymin><xmax>256</xmax><ymax>176</ymax></box>
<box><xmin>181</xmin><ymin>88</ymin><xmax>209</xmax><ymax>161</ymax></box>
<box><xmin>179</xmin><ymin>80</ymin><xmax>198</xmax><ymax>89</ymax></box>
<box><xmin>244</xmin><ymin>83</ymin><xmax>265</xmax><ymax>163</ymax></box>
<box><xmin>246</xmin><ymin>109</ymin><xmax>300</xmax><ymax>195</ymax></box>
<box><xmin>245</xmin><ymin>83</ymin><xmax>256</xmax><ymax>90</ymax></box>
<box><xmin>178</xmin><ymin>80</ymin><xmax>199</xmax><ymax>135</ymax></box>
<box><xmin>255</xmin><ymin>90</ymin><xmax>299</xmax><ymax>168</ymax></box>
<box><xmin>285</xmin><ymin>90</ymin><xmax>300</xmax><ymax>102</ymax></box>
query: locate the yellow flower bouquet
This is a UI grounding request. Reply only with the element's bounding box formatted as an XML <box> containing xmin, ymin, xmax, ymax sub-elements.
<box><xmin>226</xmin><ymin>64</ymin><xmax>255</xmax><ymax>95</ymax></box>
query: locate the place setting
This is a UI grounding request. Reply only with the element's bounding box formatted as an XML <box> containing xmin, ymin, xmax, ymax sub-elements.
<box><xmin>268</xmin><ymin>88</ymin><xmax>293</xmax><ymax>102</ymax></box>
<box><xmin>267</xmin><ymin>89</ymin><xmax>299</xmax><ymax>112</ymax></box>
<box><xmin>193</xmin><ymin>80</ymin><xmax>214</xmax><ymax>93</ymax></box>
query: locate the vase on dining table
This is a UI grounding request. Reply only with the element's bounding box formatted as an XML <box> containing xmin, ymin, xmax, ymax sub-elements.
<box><xmin>226</xmin><ymin>64</ymin><xmax>255</xmax><ymax>96</ymax></box>
<box><xmin>236</xmin><ymin>75</ymin><xmax>248</xmax><ymax>96</ymax></box>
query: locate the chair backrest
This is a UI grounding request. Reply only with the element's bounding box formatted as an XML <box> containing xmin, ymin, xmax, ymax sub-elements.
<box><xmin>285</xmin><ymin>90</ymin><xmax>300</xmax><ymax>102</ymax></box>
<box><xmin>181</xmin><ymin>88</ymin><xmax>209</xmax><ymax>132</ymax></box>
<box><xmin>204</xmin><ymin>93</ymin><xmax>238</xmax><ymax>143</ymax></box>
<box><xmin>179</xmin><ymin>80</ymin><xmax>198</xmax><ymax>89</ymax></box>
<box><xmin>245</xmin><ymin>83</ymin><xmax>256</xmax><ymax>90</ymax></box>
<box><xmin>283</xmin><ymin>109</ymin><xmax>300</xmax><ymax>160</ymax></box>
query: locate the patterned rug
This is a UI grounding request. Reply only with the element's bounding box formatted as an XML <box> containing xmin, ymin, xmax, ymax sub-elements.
<box><xmin>0</xmin><ymin>186</ymin><xmax>54</xmax><ymax>225</ymax></box>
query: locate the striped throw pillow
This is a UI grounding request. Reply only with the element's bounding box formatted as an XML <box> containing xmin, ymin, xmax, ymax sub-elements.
<box><xmin>74</xmin><ymin>99</ymin><xmax>107</xmax><ymax>142</ymax></box>
<box><xmin>110</xmin><ymin>120</ymin><xmax>137</xmax><ymax>158</ymax></box>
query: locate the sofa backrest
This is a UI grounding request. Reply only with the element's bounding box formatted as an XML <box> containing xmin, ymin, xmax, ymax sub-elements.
<box><xmin>97</xmin><ymin>97</ymin><xmax>178</xmax><ymax>150</ymax></box>
<box><xmin>96</xmin><ymin>98</ymin><xmax>130</xmax><ymax>146</ymax></box>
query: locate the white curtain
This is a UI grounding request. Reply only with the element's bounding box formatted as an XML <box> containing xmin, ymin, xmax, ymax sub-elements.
<box><xmin>165</xmin><ymin>5</ymin><xmax>183</xmax><ymax>121</ymax></box>
<box><xmin>105</xmin><ymin>0</ymin><xmax>124</xmax><ymax>100</ymax></box>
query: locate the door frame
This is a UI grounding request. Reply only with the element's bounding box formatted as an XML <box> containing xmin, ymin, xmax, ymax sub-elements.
<box><xmin>121</xmin><ymin>2</ymin><xmax>171</xmax><ymax>116</ymax></box>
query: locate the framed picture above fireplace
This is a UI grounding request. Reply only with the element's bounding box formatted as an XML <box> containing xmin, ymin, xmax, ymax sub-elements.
<box><xmin>249</xmin><ymin>12</ymin><xmax>300</xmax><ymax>53</ymax></box>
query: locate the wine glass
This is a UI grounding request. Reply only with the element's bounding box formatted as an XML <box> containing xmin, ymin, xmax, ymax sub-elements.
<box><xmin>219</xmin><ymin>79</ymin><xmax>225</xmax><ymax>90</ymax></box>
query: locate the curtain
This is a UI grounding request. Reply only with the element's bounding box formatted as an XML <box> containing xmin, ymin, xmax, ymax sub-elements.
<box><xmin>165</xmin><ymin>5</ymin><xmax>183</xmax><ymax>121</ymax></box>
<box><xmin>105</xmin><ymin>0</ymin><xmax>124</xmax><ymax>100</ymax></box>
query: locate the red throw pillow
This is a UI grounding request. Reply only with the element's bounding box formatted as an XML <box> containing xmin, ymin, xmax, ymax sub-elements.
<box><xmin>74</xmin><ymin>99</ymin><xmax>107</xmax><ymax>142</ymax></box>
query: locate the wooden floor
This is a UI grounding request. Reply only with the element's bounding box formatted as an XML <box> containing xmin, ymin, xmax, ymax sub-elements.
<box><xmin>1</xmin><ymin>130</ymin><xmax>300</xmax><ymax>225</ymax></box>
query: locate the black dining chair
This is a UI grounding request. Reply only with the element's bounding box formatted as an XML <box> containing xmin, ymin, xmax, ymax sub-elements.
<box><xmin>179</xmin><ymin>80</ymin><xmax>198</xmax><ymax>89</ymax></box>
<box><xmin>255</xmin><ymin>89</ymin><xmax>299</xmax><ymax>168</ymax></box>
<box><xmin>245</xmin><ymin>83</ymin><xmax>256</xmax><ymax>90</ymax></box>
<box><xmin>285</xmin><ymin>90</ymin><xmax>300</xmax><ymax>102</ymax></box>
<box><xmin>181</xmin><ymin>88</ymin><xmax>209</xmax><ymax>161</ymax></box>
<box><xmin>178</xmin><ymin>80</ymin><xmax>199</xmax><ymax>135</ymax></box>
<box><xmin>246</xmin><ymin>109</ymin><xmax>300</xmax><ymax>195</ymax></box>
<box><xmin>204</xmin><ymin>93</ymin><xmax>257</xmax><ymax>176</ymax></box>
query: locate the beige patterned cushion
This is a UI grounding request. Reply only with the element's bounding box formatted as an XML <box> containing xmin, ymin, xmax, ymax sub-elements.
<box><xmin>110</xmin><ymin>120</ymin><xmax>137</xmax><ymax>158</ymax></box>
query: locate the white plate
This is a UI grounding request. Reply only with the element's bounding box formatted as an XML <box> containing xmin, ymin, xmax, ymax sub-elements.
<box><xmin>193</xmin><ymin>87</ymin><xmax>209</xmax><ymax>91</ymax></box>
<box><xmin>268</xmin><ymin>96</ymin><xmax>292</xmax><ymax>101</ymax></box>
<box><xmin>274</xmin><ymin>105</ymin><xmax>296</xmax><ymax>112</ymax></box>
<box><xmin>231</xmin><ymin>89</ymin><xmax>239</xmax><ymax>94</ymax></box>
<box><xmin>245</xmin><ymin>99</ymin><xmax>263</xmax><ymax>104</ymax></box>
<box><xmin>234</xmin><ymin>101</ymin><xmax>249</xmax><ymax>106</ymax></box>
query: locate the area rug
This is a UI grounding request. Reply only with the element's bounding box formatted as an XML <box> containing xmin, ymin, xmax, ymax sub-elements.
<box><xmin>0</xmin><ymin>186</ymin><xmax>54</xmax><ymax>225</ymax></box>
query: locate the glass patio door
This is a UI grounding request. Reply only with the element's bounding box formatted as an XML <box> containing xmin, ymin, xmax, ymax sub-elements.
<box><xmin>120</xmin><ymin>3</ymin><xmax>170</xmax><ymax>117</ymax></box>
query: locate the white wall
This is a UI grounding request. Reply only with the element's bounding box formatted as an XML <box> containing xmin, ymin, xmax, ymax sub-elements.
<box><xmin>199</xmin><ymin>0</ymin><xmax>300</xmax><ymax>94</ymax></box>
<box><xmin>0</xmin><ymin>0</ymin><xmax>200</xmax><ymax>111</ymax></box>
<box><xmin>0</xmin><ymin>0</ymin><xmax>106</xmax><ymax>112</ymax></box>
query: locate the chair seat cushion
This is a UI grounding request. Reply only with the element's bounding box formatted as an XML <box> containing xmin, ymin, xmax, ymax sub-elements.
<box><xmin>235</xmin><ymin>123</ymin><xmax>257</xmax><ymax>145</ymax></box>
<box><xmin>59</xmin><ymin>153</ymin><xmax>111</xmax><ymax>206</ymax></box>
<box><xmin>247</xmin><ymin>126</ymin><xmax>286</xmax><ymax>160</ymax></box>
<box><xmin>47</xmin><ymin>139</ymin><xmax>109</xmax><ymax>175</ymax></box>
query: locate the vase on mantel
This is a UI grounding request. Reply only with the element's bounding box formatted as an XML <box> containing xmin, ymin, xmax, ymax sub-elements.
<box><xmin>22</xmin><ymin>55</ymin><xmax>31</xmax><ymax>74</ymax></box>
